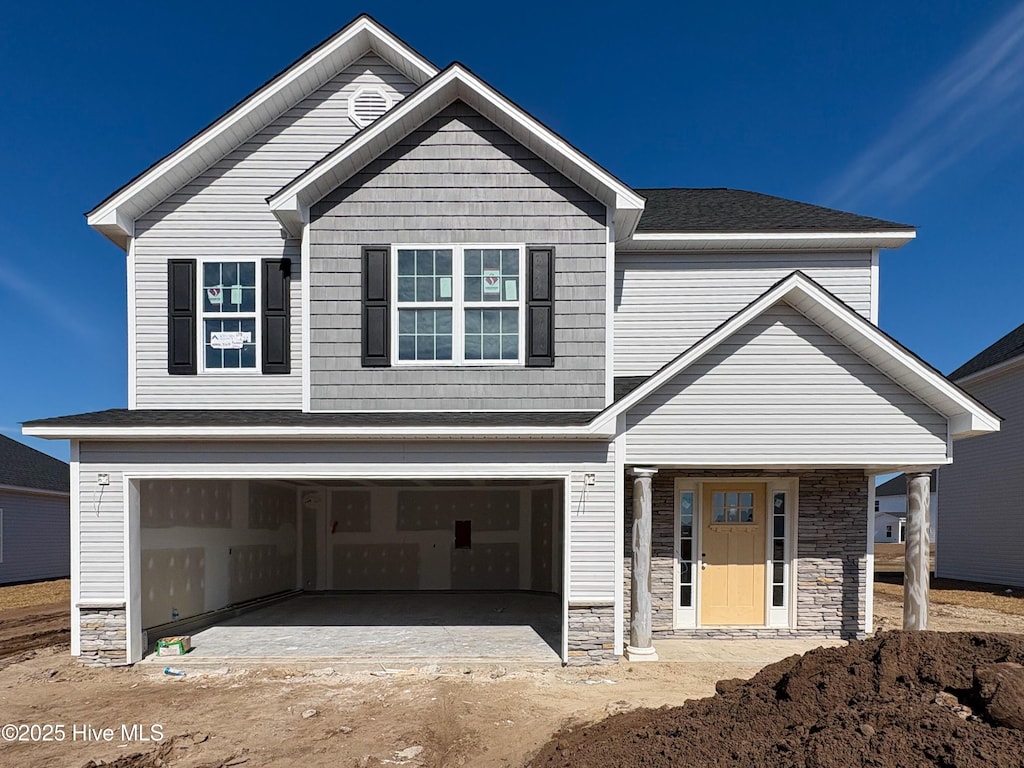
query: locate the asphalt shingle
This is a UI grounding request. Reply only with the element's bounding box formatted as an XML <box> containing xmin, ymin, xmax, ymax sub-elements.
<box><xmin>634</xmin><ymin>188</ymin><xmax>911</xmax><ymax>233</ymax></box>
<box><xmin>0</xmin><ymin>435</ymin><xmax>69</xmax><ymax>493</ymax></box>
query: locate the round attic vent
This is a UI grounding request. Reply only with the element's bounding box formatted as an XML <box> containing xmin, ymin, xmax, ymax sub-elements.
<box><xmin>349</xmin><ymin>86</ymin><xmax>392</xmax><ymax>128</ymax></box>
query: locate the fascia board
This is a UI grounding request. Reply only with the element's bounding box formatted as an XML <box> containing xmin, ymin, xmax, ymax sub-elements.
<box><xmin>624</xmin><ymin>231</ymin><xmax>916</xmax><ymax>251</ymax></box>
<box><xmin>22</xmin><ymin>425</ymin><xmax>615</xmax><ymax>440</ymax></box>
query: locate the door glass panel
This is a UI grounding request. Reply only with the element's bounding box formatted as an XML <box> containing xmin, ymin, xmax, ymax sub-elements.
<box><xmin>771</xmin><ymin>491</ymin><xmax>787</xmax><ymax>608</ymax></box>
<box><xmin>678</xmin><ymin>491</ymin><xmax>695</xmax><ymax>607</ymax></box>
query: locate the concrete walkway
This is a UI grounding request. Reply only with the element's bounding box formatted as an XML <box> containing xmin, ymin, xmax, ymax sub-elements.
<box><xmin>145</xmin><ymin>592</ymin><xmax>562</xmax><ymax>667</ymax></box>
<box><xmin>654</xmin><ymin>637</ymin><xmax>846</xmax><ymax>664</ymax></box>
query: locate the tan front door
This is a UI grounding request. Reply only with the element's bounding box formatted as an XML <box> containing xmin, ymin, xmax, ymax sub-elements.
<box><xmin>700</xmin><ymin>483</ymin><xmax>766</xmax><ymax>625</ymax></box>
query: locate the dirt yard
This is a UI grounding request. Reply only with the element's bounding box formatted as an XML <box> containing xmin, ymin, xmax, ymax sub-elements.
<box><xmin>0</xmin><ymin>577</ymin><xmax>1022</xmax><ymax>768</ymax></box>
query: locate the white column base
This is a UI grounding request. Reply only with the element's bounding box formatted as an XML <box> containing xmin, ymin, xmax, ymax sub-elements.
<box><xmin>625</xmin><ymin>644</ymin><xmax>659</xmax><ymax>662</ymax></box>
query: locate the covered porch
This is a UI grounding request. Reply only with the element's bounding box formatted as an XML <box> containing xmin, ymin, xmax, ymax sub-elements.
<box><xmin>620</xmin><ymin>466</ymin><xmax>937</xmax><ymax>662</ymax></box>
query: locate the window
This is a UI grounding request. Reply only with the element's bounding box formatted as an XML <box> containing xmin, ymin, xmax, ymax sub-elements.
<box><xmin>771</xmin><ymin>492</ymin><xmax>787</xmax><ymax>607</ymax></box>
<box><xmin>393</xmin><ymin>245</ymin><xmax>523</xmax><ymax>365</ymax></box>
<box><xmin>886</xmin><ymin>525</ymin><xmax>892</xmax><ymax>539</ymax></box>
<box><xmin>875</xmin><ymin>500</ymin><xmax>880</xmax><ymax>512</ymax></box>
<box><xmin>711</xmin><ymin>491</ymin><xmax>755</xmax><ymax>523</ymax></box>
<box><xmin>678</xmin><ymin>491</ymin><xmax>694</xmax><ymax>607</ymax></box>
<box><xmin>201</xmin><ymin>261</ymin><xmax>258</xmax><ymax>370</ymax></box>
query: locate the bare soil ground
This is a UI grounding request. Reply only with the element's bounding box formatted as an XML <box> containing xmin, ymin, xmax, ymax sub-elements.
<box><xmin>0</xmin><ymin>577</ymin><xmax>1022</xmax><ymax>768</ymax></box>
<box><xmin>873</xmin><ymin>542</ymin><xmax>935</xmax><ymax>573</ymax></box>
<box><xmin>0</xmin><ymin>580</ymin><xmax>70</xmax><ymax>668</ymax></box>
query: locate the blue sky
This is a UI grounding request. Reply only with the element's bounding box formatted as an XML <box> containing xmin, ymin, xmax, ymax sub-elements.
<box><xmin>2</xmin><ymin>0</ymin><xmax>1024</xmax><ymax>461</ymax></box>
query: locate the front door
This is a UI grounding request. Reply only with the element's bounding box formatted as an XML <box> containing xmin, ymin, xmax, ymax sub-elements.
<box><xmin>700</xmin><ymin>483</ymin><xmax>766</xmax><ymax>625</ymax></box>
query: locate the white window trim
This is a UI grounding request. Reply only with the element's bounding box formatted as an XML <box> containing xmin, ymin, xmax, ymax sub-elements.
<box><xmin>672</xmin><ymin>477</ymin><xmax>798</xmax><ymax>630</ymax></box>
<box><xmin>389</xmin><ymin>243</ymin><xmax>526</xmax><ymax>367</ymax></box>
<box><xmin>196</xmin><ymin>257</ymin><xmax>262</xmax><ymax>375</ymax></box>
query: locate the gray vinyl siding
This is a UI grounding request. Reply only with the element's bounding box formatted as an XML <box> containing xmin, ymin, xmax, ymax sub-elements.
<box><xmin>0</xmin><ymin>490</ymin><xmax>70</xmax><ymax>584</ymax></box>
<box><xmin>614</xmin><ymin>251</ymin><xmax>873</xmax><ymax>376</ymax></box>
<box><xmin>308</xmin><ymin>101</ymin><xmax>607</xmax><ymax>411</ymax></box>
<box><xmin>937</xmin><ymin>365</ymin><xmax>1024</xmax><ymax>586</ymax></box>
<box><xmin>624</xmin><ymin>301</ymin><xmax>949</xmax><ymax>465</ymax></box>
<box><xmin>132</xmin><ymin>55</ymin><xmax>417</xmax><ymax>408</ymax></box>
<box><xmin>77</xmin><ymin>438</ymin><xmax>617</xmax><ymax>605</ymax></box>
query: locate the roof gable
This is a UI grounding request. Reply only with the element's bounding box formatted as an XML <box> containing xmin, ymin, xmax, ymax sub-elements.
<box><xmin>0</xmin><ymin>435</ymin><xmax>69</xmax><ymax>493</ymax></box>
<box><xmin>598</xmin><ymin>272</ymin><xmax>1001</xmax><ymax>441</ymax></box>
<box><xmin>87</xmin><ymin>15</ymin><xmax>438</xmax><ymax>248</ymax></box>
<box><xmin>267</xmin><ymin>63</ymin><xmax>645</xmax><ymax>238</ymax></box>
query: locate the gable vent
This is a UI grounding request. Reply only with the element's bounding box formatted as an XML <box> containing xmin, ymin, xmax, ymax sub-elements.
<box><xmin>349</xmin><ymin>86</ymin><xmax>392</xmax><ymax>128</ymax></box>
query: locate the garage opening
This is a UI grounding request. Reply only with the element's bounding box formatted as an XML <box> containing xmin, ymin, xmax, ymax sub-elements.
<box><xmin>137</xmin><ymin>478</ymin><xmax>564</xmax><ymax>663</ymax></box>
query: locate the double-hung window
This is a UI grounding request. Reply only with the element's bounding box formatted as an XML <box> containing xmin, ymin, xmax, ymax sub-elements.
<box><xmin>393</xmin><ymin>245</ymin><xmax>523</xmax><ymax>365</ymax></box>
<box><xmin>200</xmin><ymin>260</ymin><xmax>258</xmax><ymax>370</ymax></box>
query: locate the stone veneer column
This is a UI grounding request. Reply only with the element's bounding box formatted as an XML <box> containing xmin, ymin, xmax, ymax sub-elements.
<box><xmin>903</xmin><ymin>470</ymin><xmax>933</xmax><ymax>630</ymax></box>
<box><xmin>626</xmin><ymin>468</ymin><xmax>658</xmax><ymax>661</ymax></box>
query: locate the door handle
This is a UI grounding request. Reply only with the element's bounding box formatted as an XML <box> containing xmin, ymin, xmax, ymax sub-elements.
<box><xmin>701</xmin><ymin>554</ymin><xmax>707</xmax><ymax>570</ymax></box>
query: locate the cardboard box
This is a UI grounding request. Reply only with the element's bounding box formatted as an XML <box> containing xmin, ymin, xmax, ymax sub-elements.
<box><xmin>156</xmin><ymin>636</ymin><xmax>192</xmax><ymax>656</ymax></box>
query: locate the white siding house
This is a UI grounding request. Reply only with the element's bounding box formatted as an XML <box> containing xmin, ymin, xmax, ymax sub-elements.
<box><xmin>24</xmin><ymin>15</ymin><xmax>1000</xmax><ymax>667</ymax></box>
<box><xmin>874</xmin><ymin>470</ymin><xmax>938</xmax><ymax>543</ymax></box>
<box><xmin>937</xmin><ymin>323</ymin><xmax>1024</xmax><ymax>586</ymax></box>
<box><xmin>0</xmin><ymin>436</ymin><xmax>70</xmax><ymax>585</ymax></box>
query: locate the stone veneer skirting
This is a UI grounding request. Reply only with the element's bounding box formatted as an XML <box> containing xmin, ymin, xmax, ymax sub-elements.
<box><xmin>624</xmin><ymin>469</ymin><xmax>868</xmax><ymax>640</ymax></box>
<box><xmin>566</xmin><ymin>603</ymin><xmax>616</xmax><ymax>665</ymax></box>
<box><xmin>79</xmin><ymin>607</ymin><xmax>128</xmax><ymax>666</ymax></box>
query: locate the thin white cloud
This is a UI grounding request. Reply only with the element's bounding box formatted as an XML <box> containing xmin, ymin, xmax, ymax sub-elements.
<box><xmin>0</xmin><ymin>260</ymin><xmax>100</xmax><ymax>341</ymax></box>
<box><xmin>825</xmin><ymin>2</ymin><xmax>1024</xmax><ymax>209</ymax></box>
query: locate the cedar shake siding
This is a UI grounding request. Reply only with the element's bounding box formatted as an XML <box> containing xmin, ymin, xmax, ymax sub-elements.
<box><xmin>308</xmin><ymin>100</ymin><xmax>607</xmax><ymax>411</ymax></box>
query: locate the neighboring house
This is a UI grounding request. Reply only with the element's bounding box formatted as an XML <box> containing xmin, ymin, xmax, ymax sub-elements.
<box><xmin>874</xmin><ymin>470</ymin><xmax>937</xmax><ymax>543</ymax></box>
<box><xmin>24</xmin><ymin>16</ymin><xmax>999</xmax><ymax>667</ymax></box>
<box><xmin>937</xmin><ymin>322</ymin><xmax>1024</xmax><ymax>587</ymax></box>
<box><xmin>0</xmin><ymin>435</ymin><xmax>70</xmax><ymax>585</ymax></box>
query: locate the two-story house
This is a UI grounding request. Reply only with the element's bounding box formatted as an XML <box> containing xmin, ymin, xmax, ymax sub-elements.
<box><xmin>25</xmin><ymin>16</ymin><xmax>999</xmax><ymax>666</ymax></box>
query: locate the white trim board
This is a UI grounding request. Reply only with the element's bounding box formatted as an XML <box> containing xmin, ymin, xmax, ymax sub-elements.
<box><xmin>622</xmin><ymin>231</ymin><xmax>916</xmax><ymax>252</ymax></box>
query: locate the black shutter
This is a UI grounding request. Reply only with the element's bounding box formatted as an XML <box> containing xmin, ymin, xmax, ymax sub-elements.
<box><xmin>362</xmin><ymin>246</ymin><xmax>390</xmax><ymax>367</ymax></box>
<box><xmin>262</xmin><ymin>258</ymin><xmax>291</xmax><ymax>374</ymax></box>
<box><xmin>526</xmin><ymin>246</ymin><xmax>555</xmax><ymax>367</ymax></box>
<box><xmin>167</xmin><ymin>259</ymin><xmax>197</xmax><ymax>375</ymax></box>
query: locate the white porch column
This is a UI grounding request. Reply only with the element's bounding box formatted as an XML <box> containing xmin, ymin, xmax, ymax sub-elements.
<box><xmin>903</xmin><ymin>470</ymin><xmax>933</xmax><ymax>630</ymax></box>
<box><xmin>626</xmin><ymin>468</ymin><xmax>659</xmax><ymax>661</ymax></box>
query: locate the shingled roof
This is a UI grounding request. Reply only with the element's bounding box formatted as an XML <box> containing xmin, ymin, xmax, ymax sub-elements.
<box><xmin>634</xmin><ymin>188</ymin><xmax>912</xmax><ymax>233</ymax></box>
<box><xmin>22</xmin><ymin>409</ymin><xmax>598</xmax><ymax>429</ymax></box>
<box><xmin>949</xmin><ymin>321</ymin><xmax>1024</xmax><ymax>381</ymax></box>
<box><xmin>875</xmin><ymin>469</ymin><xmax>937</xmax><ymax>497</ymax></box>
<box><xmin>0</xmin><ymin>435</ymin><xmax>69</xmax><ymax>493</ymax></box>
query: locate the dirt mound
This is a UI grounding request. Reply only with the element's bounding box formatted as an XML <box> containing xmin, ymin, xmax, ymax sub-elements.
<box><xmin>530</xmin><ymin>632</ymin><xmax>1024</xmax><ymax>768</ymax></box>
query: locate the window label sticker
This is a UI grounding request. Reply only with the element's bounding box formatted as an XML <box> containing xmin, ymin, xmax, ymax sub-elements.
<box><xmin>503</xmin><ymin>279</ymin><xmax>517</xmax><ymax>301</ymax></box>
<box><xmin>230</xmin><ymin>286</ymin><xmax>243</xmax><ymax>305</ymax></box>
<box><xmin>206</xmin><ymin>287</ymin><xmax>223</xmax><ymax>305</ymax></box>
<box><xmin>210</xmin><ymin>331</ymin><xmax>250</xmax><ymax>349</ymax></box>
<box><xmin>439</xmin><ymin>277</ymin><xmax>452</xmax><ymax>299</ymax></box>
<box><xmin>483</xmin><ymin>269</ymin><xmax>501</xmax><ymax>295</ymax></box>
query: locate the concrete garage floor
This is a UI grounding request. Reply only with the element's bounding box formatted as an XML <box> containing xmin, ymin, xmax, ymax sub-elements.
<box><xmin>150</xmin><ymin>592</ymin><xmax>562</xmax><ymax>667</ymax></box>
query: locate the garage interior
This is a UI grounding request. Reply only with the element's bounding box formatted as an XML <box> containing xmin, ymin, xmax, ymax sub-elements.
<box><xmin>137</xmin><ymin>477</ymin><xmax>563</xmax><ymax>663</ymax></box>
